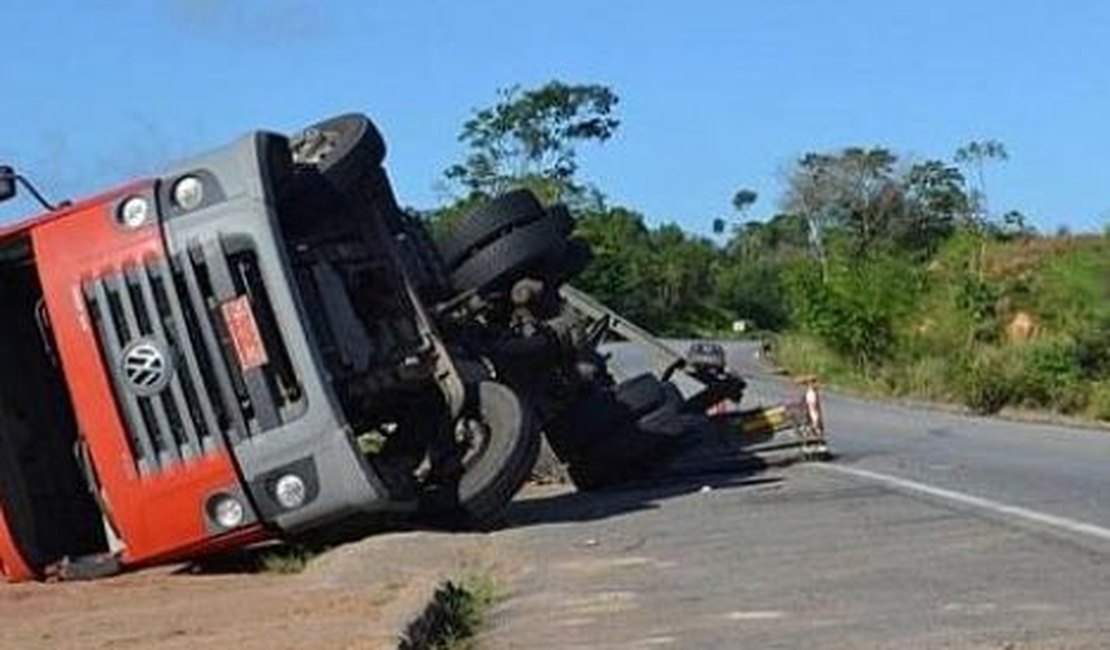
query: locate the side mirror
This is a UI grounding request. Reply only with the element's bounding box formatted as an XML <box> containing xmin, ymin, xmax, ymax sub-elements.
<box><xmin>0</xmin><ymin>166</ymin><xmax>15</xmax><ymax>203</ymax></box>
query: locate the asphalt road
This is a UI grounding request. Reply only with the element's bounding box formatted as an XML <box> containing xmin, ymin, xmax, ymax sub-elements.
<box><xmin>721</xmin><ymin>340</ymin><xmax>1110</xmax><ymax>538</ymax></box>
<box><xmin>478</xmin><ymin>340</ymin><xmax>1110</xmax><ymax>648</ymax></box>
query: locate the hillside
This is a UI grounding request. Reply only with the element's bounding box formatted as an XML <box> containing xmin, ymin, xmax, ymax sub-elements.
<box><xmin>777</xmin><ymin>233</ymin><xmax>1110</xmax><ymax>421</ymax></box>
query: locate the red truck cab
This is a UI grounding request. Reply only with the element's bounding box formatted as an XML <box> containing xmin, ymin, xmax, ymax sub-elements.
<box><xmin>0</xmin><ymin>182</ymin><xmax>269</xmax><ymax>579</ymax></box>
<box><xmin>0</xmin><ymin>128</ymin><xmax>401</xmax><ymax>580</ymax></box>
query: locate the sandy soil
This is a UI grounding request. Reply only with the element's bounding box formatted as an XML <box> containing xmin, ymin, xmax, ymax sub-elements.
<box><xmin>0</xmin><ymin>532</ymin><xmax>501</xmax><ymax>650</ymax></box>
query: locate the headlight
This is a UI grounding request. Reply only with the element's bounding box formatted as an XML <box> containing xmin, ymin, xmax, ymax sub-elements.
<box><xmin>117</xmin><ymin>196</ymin><xmax>150</xmax><ymax>228</ymax></box>
<box><xmin>209</xmin><ymin>494</ymin><xmax>245</xmax><ymax>529</ymax></box>
<box><xmin>172</xmin><ymin>176</ymin><xmax>204</xmax><ymax>211</ymax></box>
<box><xmin>274</xmin><ymin>474</ymin><xmax>307</xmax><ymax>509</ymax></box>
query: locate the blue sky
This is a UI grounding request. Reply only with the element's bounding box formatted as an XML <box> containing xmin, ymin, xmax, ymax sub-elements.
<box><xmin>3</xmin><ymin>0</ymin><xmax>1108</xmax><ymax>233</ymax></box>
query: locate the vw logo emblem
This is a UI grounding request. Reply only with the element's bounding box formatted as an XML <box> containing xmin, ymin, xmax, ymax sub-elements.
<box><xmin>121</xmin><ymin>339</ymin><xmax>173</xmax><ymax>395</ymax></box>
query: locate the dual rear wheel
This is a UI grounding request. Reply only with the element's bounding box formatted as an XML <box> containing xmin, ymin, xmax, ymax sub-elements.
<box><xmin>436</xmin><ymin>190</ymin><xmax>577</xmax><ymax>293</ymax></box>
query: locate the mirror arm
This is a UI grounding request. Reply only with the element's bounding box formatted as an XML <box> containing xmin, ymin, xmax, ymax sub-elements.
<box><xmin>0</xmin><ymin>168</ymin><xmax>62</xmax><ymax>211</ymax></box>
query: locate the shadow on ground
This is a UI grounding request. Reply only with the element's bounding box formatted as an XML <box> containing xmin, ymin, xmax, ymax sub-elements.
<box><xmin>503</xmin><ymin>437</ymin><xmax>782</xmax><ymax>529</ymax></box>
<box><xmin>179</xmin><ymin>514</ymin><xmax>413</xmax><ymax>576</ymax></box>
<box><xmin>182</xmin><ymin>437</ymin><xmax>780</xmax><ymax>575</ymax></box>
<box><xmin>504</xmin><ymin>472</ymin><xmax>783</xmax><ymax>529</ymax></box>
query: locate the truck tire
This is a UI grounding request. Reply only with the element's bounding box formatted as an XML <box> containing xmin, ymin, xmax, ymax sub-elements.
<box><xmin>289</xmin><ymin>113</ymin><xmax>407</xmax><ymax>240</ymax></box>
<box><xmin>542</xmin><ymin>387</ymin><xmax>638</xmax><ymax>490</ymax></box>
<box><xmin>552</xmin><ymin>237</ymin><xmax>594</xmax><ymax>282</ymax></box>
<box><xmin>438</xmin><ymin>189</ymin><xmax>546</xmax><ymax>269</ymax></box>
<box><xmin>429</xmin><ymin>381</ymin><xmax>540</xmax><ymax>529</ymax></box>
<box><xmin>545</xmin><ymin>380</ymin><xmax>699</xmax><ymax>491</ymax></box>
<box><xmin>615</xmin><ymin>374</ymin><xmax>669</xmax><ymax>420</ymax></box>
<box><xmin>290</xmin><ymin>113</ymin><xmax>385</xmax><ymax>190</ymax></box>
<box><xmin>449</xmin><ymin>212</ymin><xmax>569</xmax><ymax>292</ymax></box>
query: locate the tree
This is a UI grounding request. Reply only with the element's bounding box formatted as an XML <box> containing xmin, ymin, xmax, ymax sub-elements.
<box><xmin>1000</xmin><ymin>210</ymin><xmax>1034</xmax><ymax>239</ymax></box>
<box><xmin>781</xmin><ymin>148</ymin><xmax>976</xmax><ymax>260</ymax></box>
<box><xmin>714</xmin><ymin>187</ymin><xmax>758</xmax><ymax>236</ymax></box>
<box><xmin>444</xmin><ymin>80</ymin><xmax>620</xmax><ymax>204</ymax></box>
<box><xmin>783</xmin><ymin>147</ymin><xmax>905</xmax><ymax>260</ymax></box>
<box><xmin>900</xmin><ymin>159</ymin><xmax>969</xmax><ymax>254</ymax></box>
<box><xmin>573</xmin><ymin>206</ymin><xmax>653</xmax><ymax>322</ymax></box>
<box><xmin>732</xmin><ymin>188</ymin><xmax>758</xmax><ymax>216</ymax></box>
<box><xmin>954</xmin><ymin>139</ymin><xmax>1008</xmax><ymax>221</ymax></box>
<box><xmin>727</xmin><ymin>212</ymin><xmax>808</xmax><ymax>262</ymax></box>
<box><xmin>713</xmin><ymin>259</ymin><xmax>790</xmax><ymax>330</ymax></box>
<box><xmin>574</xmin><ymin>207</ymin><xmax>727</xmax><ymax>334</ymax></box>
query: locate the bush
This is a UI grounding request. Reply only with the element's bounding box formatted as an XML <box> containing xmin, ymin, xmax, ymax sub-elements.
<box><xmin>957</xmin><ymin>348</ymin><xmax>1020</xmax><ymax>414</ymax></box>
<box><xmin>1088</xmin><ymin>382</ymin><xmax>1110</xmax><ymax>422</ymax></box>
<box><xmin>955</xmin><ymin>340</ymin><xmax>1091</xmax><ymax>415</ymax></box>
<box><xmin>774</xmin><ymin>333</ymin><xmax>888</xmax><ymax>393</ymax></box>
<box><xmin>784</xmin><ymin>256</ymin><xmax>920</xmax><ymax>368</ymax></box>
<box><xmin>1075</xmin><ymin>316</ymin><xmax>1110</xmax><ymax>379</ymax></box>
<box><xmin>773</xmin><ymin>234</ymin><xmax>1108</xmax><ymax>421</ymax></box>
<box><xmin>893</xmin><ymin>355</ymin><xmax>954</xmax><ymax>401</ymax></box>
<box><xmin>1016</xmin><ymin>338</ymin><xmax>1086</xmax><ymax>413</ymax></box>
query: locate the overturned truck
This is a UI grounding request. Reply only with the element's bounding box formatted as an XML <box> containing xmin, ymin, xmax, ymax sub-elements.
<box><xmin>0</xmin><ymin>114</ymin><xmax>822</xmax><ymax>582</ymax></box>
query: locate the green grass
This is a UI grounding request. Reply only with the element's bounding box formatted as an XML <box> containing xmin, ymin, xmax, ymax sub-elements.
<box><xmin>258</xmin><ymin>545</ymin><xmax>316</xmax><ymax>574</ymax></box>
<box><xmin>773</xmin><ymin>333</ymin><xmax>887</xmax><ymax>394</ymax></box>
<box><xmin>404</xmin><ymin>573</ymin><xmax>503</xmax><ymax>650</ymax></box>
<box><xmin>1090</xmin><ymin>382</ymin><xmax>1110</xmax><ymax>421</ymax></box>
<box><xmin>775</xmin><ymin>331</ymin><xmax>1110</xmax><ymax>422</ymax></box>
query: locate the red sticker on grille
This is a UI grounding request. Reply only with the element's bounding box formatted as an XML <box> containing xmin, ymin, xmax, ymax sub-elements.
<box><xmin>221</xmin><ymin>296</ymin><xmax>269</xmax><ymax>370</ymax></box>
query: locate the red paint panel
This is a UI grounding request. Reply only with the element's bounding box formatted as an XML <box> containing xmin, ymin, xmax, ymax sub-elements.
<box><xmin>0</xmin><ymin>510</ymin><xmax>35</xmax><ymax>582</ymax></box>
<box><xmin>28</xmin><ymin>182</ymin><xmax>270</xmax><ymax>568</ymax></box>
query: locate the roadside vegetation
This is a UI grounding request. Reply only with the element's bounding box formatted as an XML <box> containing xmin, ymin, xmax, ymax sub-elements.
<box><xmin>428</xmin><ymin>80</ymin><xmax>1110</xmax><ymax>422</ymax></box>
<box><xmin>775</xmin><ymin>234</ymin><xmax>1110</xmax><ymax>421</ymax></box>
<box><xmin>402</xmin><ymin>573</ymin><xmax>502</xmax><ymax>650</ymax></box>
<box><xmin>257</xmin><ymin>544</ymin><xmax>317</xmax><ymax>574</ymax></box>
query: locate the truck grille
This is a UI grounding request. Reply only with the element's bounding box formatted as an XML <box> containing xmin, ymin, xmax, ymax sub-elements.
<box><xmin>84</xmin><ymin>240</ymin><xmax>303</xmax><ymax>475</ymax></box>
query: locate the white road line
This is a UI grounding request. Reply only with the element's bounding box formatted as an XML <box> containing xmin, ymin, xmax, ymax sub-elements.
<box><xmin>820</xmin><ymin>464</ymin><xmax>1110</xmax><ymax>544</ymax></box>
<box><xmin>726</xmin><ymin>610</ymin><xmax>786</xmax><ymax>621</ymax></box>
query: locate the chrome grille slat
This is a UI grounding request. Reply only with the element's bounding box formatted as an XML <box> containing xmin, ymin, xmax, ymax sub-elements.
<box><xmin>178</xmin><ymin>247</ymin><xmax>249</xmax><ymax>444</ymax></box>
<box><xmin>87</xmin><ymin>280</ymin><xmax>156</xmax><ymax>476</ymax></box>
<box><xmin>83</xmin><ymin>240</ymin><xmax>302</xmax><ymax>474</ymax></box>
<box><xmin>122</xmin><ymin>267</ymin><xmax>181</xmax><ymax>468</ymax></box>
<box><xmin>136</xmin><ymin>263</ymin><xmax>200</xmax><ymax>460</ymax></box>
<box><xmin>151</xmin><ymin>259</ymin><xmax>223</xmax><ymax>451</ymax></box>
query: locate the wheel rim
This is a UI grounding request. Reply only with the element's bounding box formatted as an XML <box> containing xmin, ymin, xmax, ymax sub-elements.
<box><xmin>291</xmin><ymin>126</ymin><xmax>340</xmax><ymax>165</ymax></box>
<box><xmin>456</xmin><ymin>416</ymin><xmax>492</xmax><ymax>472</ymax></box>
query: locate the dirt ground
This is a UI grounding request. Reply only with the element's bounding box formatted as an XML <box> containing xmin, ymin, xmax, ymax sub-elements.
<box><xmin>0</xmin><ymin>531</ymin><xmax>504</xmax><ymax>650</ymax></box>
